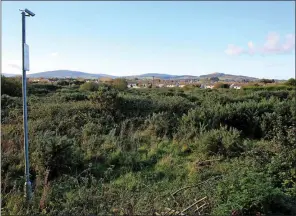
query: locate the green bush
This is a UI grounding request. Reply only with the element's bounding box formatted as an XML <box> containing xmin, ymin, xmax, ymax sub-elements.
<box><xmin>198</xmin><ymin>127</ymin><xmax>243</xmax><ymax>157</ymax></box>
<box><xmin>213</xmin><ymin>82</ymin><xmax>230</xmax><ymax>89</ymax></box>
<box><xmin>2</xmin><ymin>81</ymin><xmax>296</xmax><ymax>215</ymax></box>
<box><xmin>79</xmin><ymin>82</ymin><xmax>99</xmax><ymax>92</ymax></box>
<box><xmin>28</xmin><ymin>83</ymin><xmax>60</xmax><ymax>95</ymax></box>
<box><xmin>111</xmin><ymin>78</ymin><xmax>128</xmax><ymax>91</ymax></box>
<box><xmin>1</xmin><ymin>94</ymin><xmax>22</xmax><ymax>110</ymax></box>
<box><xmin>88</xmin><ymin>86</ymin><xmax>119</xmax><ymax>111</ymax></box>
<box><xmin>31</xmin><ymin>131</ymin><xmax>83</xmax><ymax>180</ymax></box>
<box><xmin>1</xmin><ymin>76</ymin><xmax>22</xmax><ymax>97</ymax></box>
<box><xmin>285</xmin><ymin>78</ymin><xmax>296</xmax><ymax>86</ymax></box>
<box><xmin>144</xmin><ymin>112</ymin><xmax>177</xmax><ymax>138</ymax></box>
<box><xmin>61</xmin><ymin>93</ymin><xmax>88</xmax><ymax>101</ymax></box>
<box><xmin>213</xmin><ymin>160</ymin><xmax>293</xmax><ymax>215</ymax></box>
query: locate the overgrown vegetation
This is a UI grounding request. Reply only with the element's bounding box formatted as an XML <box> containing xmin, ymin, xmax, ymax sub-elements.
<box><xmin>1</xmin><ymin>77</ymin><xmax>296</xmax><ymax>215</ymax></box>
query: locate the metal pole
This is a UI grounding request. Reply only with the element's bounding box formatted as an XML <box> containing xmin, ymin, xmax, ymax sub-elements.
<box><xmin>22</xmin><ymin>11</ymin><xmax>32</xmax><ymax>200</ymax></box>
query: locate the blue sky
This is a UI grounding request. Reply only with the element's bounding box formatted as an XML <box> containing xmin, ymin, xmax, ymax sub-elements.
<box><xmin>2</xmin><ymin>1</ymin><xmax>295</xmax><ymax>79</ymax></box>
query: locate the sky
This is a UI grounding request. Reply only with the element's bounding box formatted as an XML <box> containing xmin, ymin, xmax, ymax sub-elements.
<box><xmin>2</xmin><ymin>1</ymin><xmax>295</xmax><ymax>79</ymax></box>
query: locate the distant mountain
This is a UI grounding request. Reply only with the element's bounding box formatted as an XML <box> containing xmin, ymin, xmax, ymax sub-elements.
<box><xmin>199</xmin><ymin>72</ymin><xmax>258</xmax><ymax>81</ymax></box>
<box><xmin>2</xmin><ymin>70</ymin><xmax>262</xmax><ymax>82</ymax></box>
<box><xmin>124</xmin><ymin>73</ymin><xmax>199</xmax><ymax>80</ymax></box>
<box><xmin>26</xmin><ymin>70</ymin><xmax>115</xmax><ymax>79</ymax></box>
<box><xmin>174</xmin><ymin>75</ymin><xmax>199</xmax><ymax>80</ymax></box>
<box><xmin>2</xmin><ymin>73</ymin><xmax>19</xmax><ymax>77</ymax></box>
<box><xmin>124</xmin><ymin>73</ymin><xmax>177</xmax><ymax>80</ymax></box>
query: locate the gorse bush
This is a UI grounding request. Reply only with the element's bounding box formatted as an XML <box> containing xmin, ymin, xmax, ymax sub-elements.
<box><xmin>60</xmin><ymin>92</ymin><xmax>88</xmax><ymax>101</ymax></box>
<box><xmin>213</xmin><ymin>160</ymin><xmax>292</xmax><ymax>215</ymax></box>
<box><xmin>79</xmin><ymin>81</ymin><xmax>99</xmax><ymax>92</ymax></box>
<box><xmin>285</xmin><ymin>78</ymin><xmax>296</xmax><ymax>86</ymax></box>
<box><xmin>28</xmin><ymin>83</ymin><xmax>60</xmax><ymax>95</ymax></box>
<box><xmin>2</xmin><ymin>83</ymin><xmax>296</xmax><ymax>215</ymax></box>
<box><xmin>213</xmin><ymin>82</ymin><xmax>230</xmax><ymax>89</ymax></box>
<box><xmin>1</xmin><ymin>94</ymin><xmax>22</xmax><ymax>110</ymax></box>
<box><xmin>111</xmin><ymin>78</ymin><xmax>128</xmax><ymax>91</ymax></box>
<box><xmin>88</xmin><ymin>85</ymin><xmax>119</xmax><ymax>112</ymax></box>
<box><xmin>1</xmin><ymin>76</ymin><xmax>22</xmax><ymax>97</ymax></box>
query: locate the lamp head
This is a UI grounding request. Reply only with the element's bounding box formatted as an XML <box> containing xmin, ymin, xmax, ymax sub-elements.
<box><xmin>24</xmin><ymin>8</ymin><xmax>35</xmax><ymax>17</ymax></box>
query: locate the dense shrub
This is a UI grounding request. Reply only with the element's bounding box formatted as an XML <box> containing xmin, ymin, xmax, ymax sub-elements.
<box><xmin>213</xmin><ymin>82</ymin><xmax>230</xmax><ymax>89</ymax></box>
<box><xmin>144</xmin><ymin>112</ymin><xmax>178</xmax><ymax>138</ymax></box>
<box><xmin>243</xmin><ymin>84</ymin><xmax>295</xmax><ymax>91</ymax></box>
<box><xmin>111</xmin><ymin>78</ymin><xmax>128</xmax><ymax>91</ymax></box>
<box><xmin>1</xmin><ymin>94</ymin><xmax>22</xmax><ymax>110</ymax></box>
<box><xmin>88</xmin><ymin>86</ymin><xmax>119</xmax><ymax>111</ymax></box>
<box><xmin>57</xmin><ymin>79</ymin><xmax>69</xmax><ymax>86</ymax></box>
<box><xmin>79</xmin><ymin>82</ymin><xmax>99</xmax><ymax>92</ymax></box>
<box><xmin>31</xmin><ymin>132</ymin><xmax>83</xmax><ymax>180</ymax></box>
<box><xmin>213</xmin><ymin>160</ymin><xmax>293</xmax><ymax>215</ymax></box>
<box><xmin>61</xmin><ymin>93</ymin><xmax>88</xmax><ymax>101</ymax></box>
<box><xmin>28</xmin><ymin>83</ymin><xmax>60</xmax><ymax>95</ymax></box>
<box><xmin>259</xmin><ymin>78</ymin><xmax>275</xmax><ymax>84</ymax></box>
<box><xmin>1</xmin><ymin>76</ymin><xmax>22</xmax><ymax>97</ymax></box>
<box><xmin>285</xmin><ymin>78</ymin><xmax>296</xmax><ymax>86</ymax></box>
<box><xmin>2</xmin><ymin>83</ymin><xmax>296</xmax><ymax>215</ymax></box>
<box><xmin>198</xmin><ymin>127</ymin><xmax>244</xmax><ymax>157</ymax></box>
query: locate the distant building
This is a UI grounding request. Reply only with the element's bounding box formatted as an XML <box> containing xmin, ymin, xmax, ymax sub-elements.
<box><xmin>230</xmin><ymin>84</ymin><xmax>242</xmax><ymax>89</ymax></box>
<box><xmin>127</xmin><ymin>83</ymin><xmax>138</xmax><ymax>88</ymax></box>
<box><xmin>205</xmin><ymin>85</ymin><xmax>214</xmax><ymax>89</ymax></box>
<box><xmin>167</xmin><ymin>84</ymin><xmax>176</xmax><ymax>88</ymax></box>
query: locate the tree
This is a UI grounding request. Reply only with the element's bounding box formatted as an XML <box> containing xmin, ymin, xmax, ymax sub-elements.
<box><xmin>57</xmin><ymin>79</ymin><xmax>69</xmax><ymax>86</ymax></box>
<box><xmin>111</xmin><ymin>78</ymin><xmax>128</xmax><ymax>91</ymax></box>
<box><xmin>88</xmin><ymin>85</ymin><xmax>119</xmax><ymax>111</ymax></box>
<box><xmin>79</xmin><ymin>82</ymin><xmax>99</xmax><ymax>92</ymax></box>
<box><xmin>259</xmin><ymin>79</ymin><xmax>275</xmax><ymax>84</ymax></box>
<box><xmin>285</xmin><ymin>78</ymin><xmax>296</xmax><ymax>86</ymax></box>
<box><xmin>214</xmin><ymin>82</ymin><xmax>230</xmax><ymax>89</ymax></box>
<box><xmin>210</xmin><ymin>77</ymin><xmax>219</xmax><ymax>82</ymax></box>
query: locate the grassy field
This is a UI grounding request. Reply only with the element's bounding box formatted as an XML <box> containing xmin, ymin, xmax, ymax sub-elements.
<box><xmin>1</xmin><ymin>77</ymin><xmax>296</xmax><ymax>215</ymax></box>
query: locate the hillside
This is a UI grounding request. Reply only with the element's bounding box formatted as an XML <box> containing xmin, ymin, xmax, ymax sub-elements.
<box><xmin>124</xmin><ymin>73</ymin><xmax>177</xmax><ymax>80</ymax></box>
<box><xmin>3</xmin><ymin>70</ymin><xmax>261</xmax><ymax>81</ymax></box>
<box><xmin>2</xmin><ymin>73</ymin><xmax>18</xmax><ymax>77</ymax></box>
<box><xmin>199</xmin><ymin>72</ymin><xmax>258</xmax><ymax>81</ymax></box>
<box><xmin>26</xmin><ymin>70</ymin><xmax>115</xmax><ymax>79</ymax></box>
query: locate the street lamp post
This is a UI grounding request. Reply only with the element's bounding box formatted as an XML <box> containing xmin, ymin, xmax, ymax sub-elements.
<box><xmin>20</xmin><ymin>8</ymin><xmax>35</xmax><ymax>200</ymax></box>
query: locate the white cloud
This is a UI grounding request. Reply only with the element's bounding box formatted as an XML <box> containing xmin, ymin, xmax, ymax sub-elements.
<box><xmin>262</xmin><ymin>32</ymin><xmax>281</xmax><ymax>54</ymax></box>
<box><xmin>8</xmin><ymin>63</ymin><xmax>21</xmax><ymax>70</ymax></box>
<box><xmin>225</xmin><ymin>32</ymin><xmax>295</xmax><ymax>56</ymax></box>
<box><xmin>51</xmin><ymin>52</ymin><xmax>59</xmax><ymax>57</ymax></box>
<box><xmin>224</xmin><ymin>44</ymin><xmax>245</xmax><ymax>56</ymax></box>
<box><xmin>247</xmin><ymin>41</ymin><xmax>256</xmax><ymax>55</ymax></box>
<box><xmin>3</xmin><ymin>60</ymin><xmax>22</xmax><ymax>73</ymax></box>
<box><xmin>282</xmin><ymin>34</ymin><xmax>295</xmax><ymax>52</ymax></box>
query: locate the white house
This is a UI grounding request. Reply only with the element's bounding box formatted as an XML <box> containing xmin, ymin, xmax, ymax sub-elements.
<box><xmin>167</xmin><ymin>84</ymin><xmax>176</xmax><ymax>88</ymax></box>
<box><xmin>127</xmin><ymin>83</ymin><xmax>138</xmax><ymax>88</ymax></box>
<box><xmin>200</xmin><ymin>84</ymin><xmax>206</xmax><ymax>89</ymax></box>
<box><xmin>205</xmin><ymin>85</ymin><xmax>214</xmax><ymax>89</ymax></box>
<box><xmin>230</xmin><ymin>83</ymin><xmax>241</xmax><ymax>89</ymax></box>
